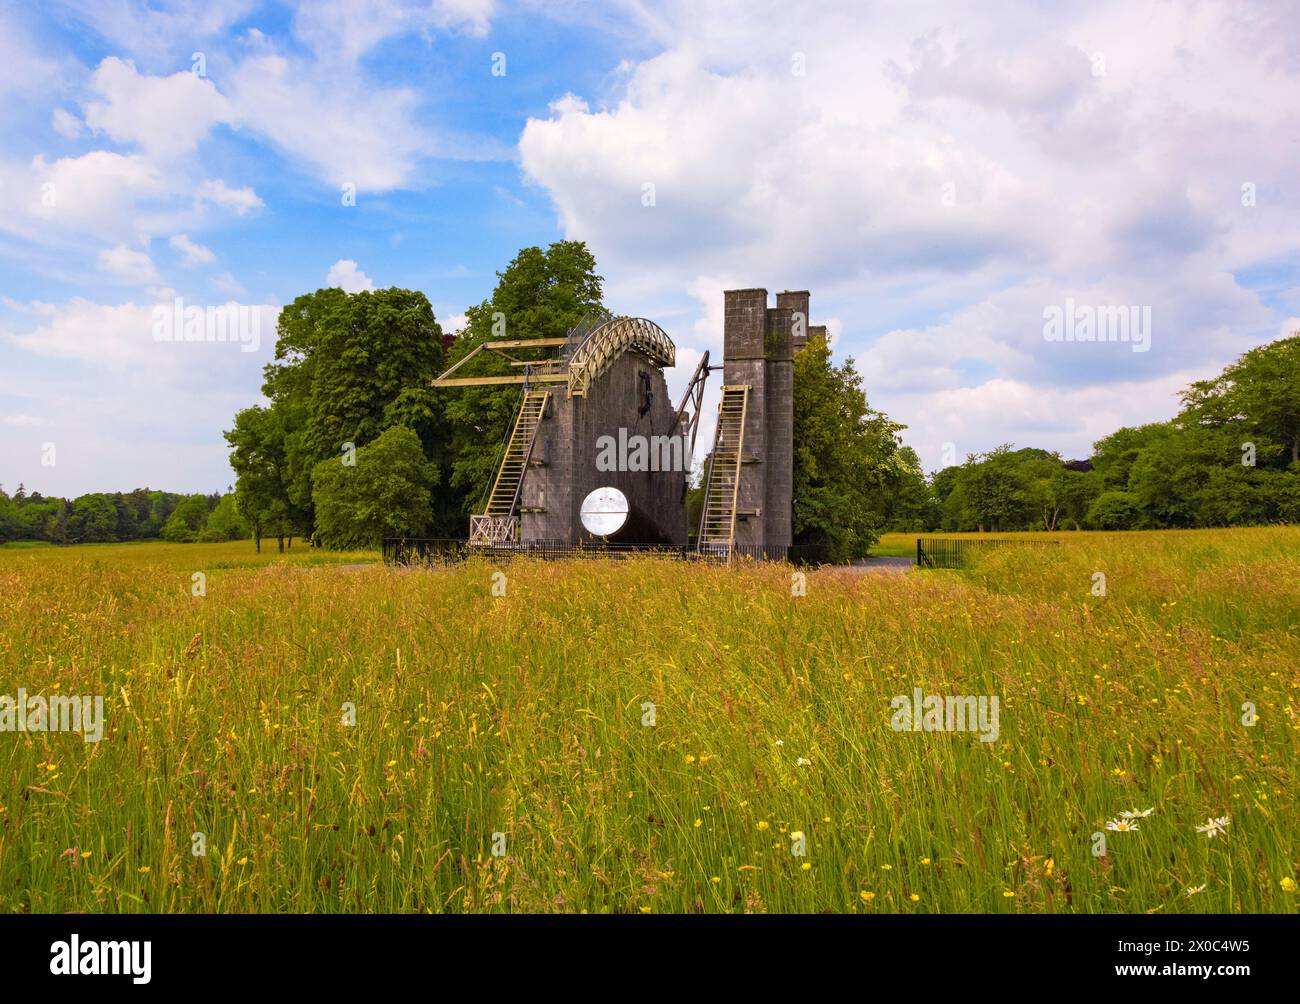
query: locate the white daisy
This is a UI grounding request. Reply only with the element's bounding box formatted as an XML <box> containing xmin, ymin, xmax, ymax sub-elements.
<box><xmin>1119</xmin><ymin>807</ymin><xmax>1154</xmax><ymax>819</ymax></box>
<box><xmin>1105</xmin><ymin>818</ymin><xmax>1139</xmax><ymax>832</ymax></box>
<box><xmin>1185</xmin><ymin>884</ymin><xmax>1207</xmax><ymax>897</ymax></box>
<box><xmin>1195</xmin><ymin>816</ymin><xmax>1230</xmax><ymax>839</ymax></box>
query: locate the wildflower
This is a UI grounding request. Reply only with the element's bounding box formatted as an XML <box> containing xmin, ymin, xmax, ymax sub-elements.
<box><xmin>1119</xmin><ymin>808</ymin><xmax>1154</xmax><ymax>819</ymax></box>
<box><xmin>881</xmin><ymin>864</ymin><xmax>892</xmax><ymax>870</ymax></box>
<box><xmin>1280</xmin><ymin>877</ymin><xmax>1296</xmax><ymax>893</ymax></box>
<box><xmin>81</xmin><ymin>851</ymin><xmax>91</xmax><ymax>860</ymax></box>
<box><xmin>773</xmin><ymin>740</ymin><xmax>784</xmax><ymax>747</ymax></box>
<box><xmin>756</xmin><ymin>821</ymin><xmax>769</xmax><ymax>832</ymax></box>
<box><xmin>796</xmin><ymin>757</ymin><xmax>811</xmax><ymax>767</ymax></box>
<box><xmin>137</xmin><ymin>866</ymin><xmax>151</xmax><ymax>874</ymax></box>
<box><xmin>789</xmin><ymin>830</ymin><xmax>805</xmax><ymax>842</ymax></box>
<box><xmin>1105</xmin><ymin>819</ymin><xmax>1138</xmax><ymax>832</ymax></box>
<box><xmin>909</xmin><ymin>893</ymin><xmax>920</xmax><ymax>902</ymax></box>
<box><xmin>1044</xmin><ymin>858</ymin><xmax>1054</xmax><ymax>876</ymax></box>
<box><xmin>1185</xmin><ymin>884</ymin><xmax>1206</xmax><ymax>897</ymax></box>
<box><xmin>1002</xmin><ymin>891</ymin><xmax>1015</xmax><ymax>898</ymax></box>
<box><xmin>859</xmin><ymin>891</ymin><xmax>875</xmax><ymax>903</ymax></box>
<box><xmin>237</xmin><ymin>857</ymin><xmax>248</xmax><ymax>866</ymax></box>
<box><xmin>737</xmin><ymin>865</ymin><xmax>758</xmax><ymax>873</ymax></box>
<box><xmin>684</xmin><ymin>754</ymin><xmax>696</xmax><ymax>764</ymax></box>
<box><xmin>693</xmin><ymin>819</ymin><xmax>702</xmax><ymax>829</ymax></box>
<box><xmin>710</xmin><ymin>876</ymin><xmax>720</xmax><ymax>884</ymax></box>
<box><xmin>801</xmin><ymin>863</ymin><xmax>812</xmax><ymax>871</ymax></box>
<box><xmin>919</xmin><ymin>857</ymin><xmax>931</xmax><ymax>865</ymax></box>
<box><xmin>1195</xmin><ymin>816</ymin><xmax>1230</xmax><ymax>839</ymax></box>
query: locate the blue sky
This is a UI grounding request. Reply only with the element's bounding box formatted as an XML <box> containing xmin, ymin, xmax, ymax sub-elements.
<box><xmin>2</xmin><ymin>0</ymin><xmax>1298</xmax><ymax>497</ymax></box>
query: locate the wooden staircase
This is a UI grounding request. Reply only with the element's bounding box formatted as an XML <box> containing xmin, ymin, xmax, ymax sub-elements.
<box><xmin>697</xmin><ymin>385</ymin><xmax>749</xmax><ymax>554</ymax></box>
<box><xmin>470</xmin><ymin>390</ymin><xmax>549</xmax><ymax>544</ymax></box>
<box><xmin>485</xmin><ymin>389</ymin><xmax>549</xmax><ymax>517</ymax></box>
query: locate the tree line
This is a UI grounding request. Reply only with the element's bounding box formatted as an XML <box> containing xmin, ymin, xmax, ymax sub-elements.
<box><xmin>11</xmin><ymin>237</ymin><xmax>1292</xmax><ymax>553</ymax></box>
<box><xmin>884</xmin><ymin>334</ymin><xmax>1300</xmax><ymax>533</ymax></box>
<box><xmin>0</xmin><ymin>486</ymin><xmax>249</xmax><ymax>544</ymax></box>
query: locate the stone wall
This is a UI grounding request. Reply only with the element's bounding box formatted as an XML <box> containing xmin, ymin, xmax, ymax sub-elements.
<box><xmin>720</xmin><ymin>287</ymin><xmax>819</xmax><ymax>552</ymax></box>
<box><xmin>520</xmin><ymin>350</ymin><xmax>687</xmax><ymax>545</ymax></box>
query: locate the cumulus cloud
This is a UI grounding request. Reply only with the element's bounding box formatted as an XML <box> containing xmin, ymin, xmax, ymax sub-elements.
<box><xmin>82</xmin><ymin>57</ymin><xmax>235</xmax><ymax>159</ymax></box>
<box><xmin>1</xmin><ymin>292</ymin><xmax>276</xmax><ymax>496</ymax></box>
<box><xmin>518</xmin><ymin>0</ymin><xmax>1300</xmax><ymax>461</ymax></box>
<box><xmin>1</xmin><ymin>151</ymin><xmax>163</xmax><ymax>243</ymax></box>
<box><xmin>326</xmin><ymin>259</ymin><xmax>375</xmax><ymax>293</ymax></box>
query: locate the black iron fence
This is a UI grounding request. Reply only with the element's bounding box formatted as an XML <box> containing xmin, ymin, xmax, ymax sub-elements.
<box><xmin>383</xmin><ymin>538</ymin><xmax>831</xmax><ymax>566</ymax></box>
<box><xmin>916</xmin><ymin>536</ymin><xmax>1060</xmax><ymax>569</ymax></box>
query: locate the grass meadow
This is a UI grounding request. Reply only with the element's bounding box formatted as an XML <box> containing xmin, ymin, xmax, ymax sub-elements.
<box><xmin>0</xmin><ymin>529</ymin><xmax>1296</xmax><ymax>913</ymax></box>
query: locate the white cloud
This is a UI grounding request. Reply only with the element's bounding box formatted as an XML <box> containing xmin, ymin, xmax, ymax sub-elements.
<box><xmin>169</xmin><ymin>233</ymin><xmax>216</xmax><ymax>265</ymax></box>
<box><xmin>326</xmin><ymin>259</ymin><xmax>375</xmax><ymax>293</ymax></box>
<box><xmin>0</xmin><ymin>10</ymin><xmax>61</xmax><ymax>98</ymax></box>
<box><xmin>518</xmin><ymin>0</ymin><xmax>1300</xmax><ymax>460</ymax></box>
<box><xmin>97</xmin><ymin>244</ymin><xmax>160</xmax><ymax>285</ymax></box>
<box><xmin>194</xmin><ymin>178</ymin><xmax>263</xmax><ymax>216</ymax></box>
<box><xmin>51</xmin><ymin>108</ymin><xmax>84</xmax><ymax>139</ymax></box>
<box><xmin>227</xmin><ymin>53</ymin><xmax>430</xmax><ymax>190</ymax></box>
<box><xmin>1</xmin><ymin>414</ymin><xmax>44</xmax><ymax>426</ymax></box>
<box><xmin>212</xmin><ymin>272</ymin><xmax>246</xmax><ymax>296</ymax></box>
<box><xmin>2</xmin><ymin>151</ymin><xmax>164</xmax><ymax>243</ymax></box>
<box><xmin>429</xmin><ymin>0</ymin><xmax>497</xmax><ymax>36</ymax></box>
<box><xmin>54</xmin><ymin>0</ymin><xmax>258</xmax><ymax>67</ymax></box>
<box><xmin>1</xmin><ymin>292</ymin><xmax>276</xmax><ymax>497</ymax></box>
<box><xmin>884</xmin><ymin>371</ymin><xmax>1199</xmax><ymax>471</ymax></box>
<box><xmin>82</xmin><ymin>57</ymin><xmax>235</xmax><ymax>159</ymax></box>
<box><xmin>290</xmin><ymin>0</ymin><xmax>497</xmax><ymax>61</ymax></box>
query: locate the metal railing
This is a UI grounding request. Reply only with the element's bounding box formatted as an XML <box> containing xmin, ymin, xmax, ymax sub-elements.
<box><xmin>916</xmin><ymin>537</ymin><xmax>1060</xmax><ymax>569</ymax></box>
<box><xmin>383</xmin><ymin>538</ymin><xmax>830</xmax><ymax>566</ymax></box>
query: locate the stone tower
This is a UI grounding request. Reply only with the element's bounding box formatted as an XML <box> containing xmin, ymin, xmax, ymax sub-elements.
<box><xmin>721</xmin><ymin>288</ymin><xmax>820</xmax><ymax>552</ymax></box>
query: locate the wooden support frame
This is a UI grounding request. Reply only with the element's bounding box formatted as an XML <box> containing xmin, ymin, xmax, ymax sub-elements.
<box><xmin>432</xmin><ymin>338</ymin><xmax>571</xmax><ymax>388</ymax></box>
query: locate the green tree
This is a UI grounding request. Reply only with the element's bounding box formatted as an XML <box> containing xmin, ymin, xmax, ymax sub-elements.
<box><xmin>67</xmin><ymin>494</ymin><xmax>119</xmax><ymax>543</ymax></box>
<box><xmin>443</xmin><ymin>241</ymin><xmax>604</xmax><ymax>516</ymax></box>
<box><xmin>201</xmin><ymin>492</ymin><xmax>251</xmax><ymax>542</ymax></box>
<box><xmin>881</xmin><ymin>445</ymin><xmax>937</xmax><ymax>532</ymax></box>
<box><xmin>1181</xmin><ymin>333</ymin><xmax>1300</xmax><ymax>466</ymax></box>
<box><xmin>1086</xmin><ymin>490</ymin><xmax>1139</xmax><ymax>529</ymax></box>
<box><xmin>960</xmin><ymin>446</ymin><xmax>1039</xmax><ymax>532</ymax></box>
<box><xmin>161</xmin><ymin>495</ymin><xmax>210</xmax><ymax>542</ymax></box>
<box><xmin>243</xmin><ymin>286</ymin><xmax>448</xmax><ymax>539</ymax></box>
<box><xmin>311</xmin><ymin>425</ymin><xmax>438</xmax><ymax>549</ymax></box>
<box><xmin>225</xmin><ymin>405</ymin><xmax>303</xmax><ymax>551</ymax></box>
<box><xmin>792</xmin><ymin>335</ymin><xmax>902</xmax><ymax>562</ymax></box>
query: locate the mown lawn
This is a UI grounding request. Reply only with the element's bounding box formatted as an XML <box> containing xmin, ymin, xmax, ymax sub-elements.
<box><xmin>0</xmin><ymin>530</ymin><xmax>1296</xmax><ymax>913</ymax></box>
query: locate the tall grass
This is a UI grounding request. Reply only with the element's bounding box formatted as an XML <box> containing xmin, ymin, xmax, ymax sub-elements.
<box><xmin>0</xmin><ymin>531</ymin><xmax>1295</xmax><ymax>913</ymax></box>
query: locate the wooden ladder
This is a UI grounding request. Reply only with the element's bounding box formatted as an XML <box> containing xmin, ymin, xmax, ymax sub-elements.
<box><xmin>697</xmin><ymin>385</ymin><xmax>749</xmax><ymax>553</ymax></box>
<box><xmin>484</xmin><ymin>389</ymin><xmax>549</xmax><ymax>518</ymax></box>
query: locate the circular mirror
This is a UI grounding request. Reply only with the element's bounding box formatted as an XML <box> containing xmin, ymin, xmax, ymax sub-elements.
<box><xmin>580</xmin><ymin>486</ymin><xmax>629</xmax><ymax>537</ymax></box>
